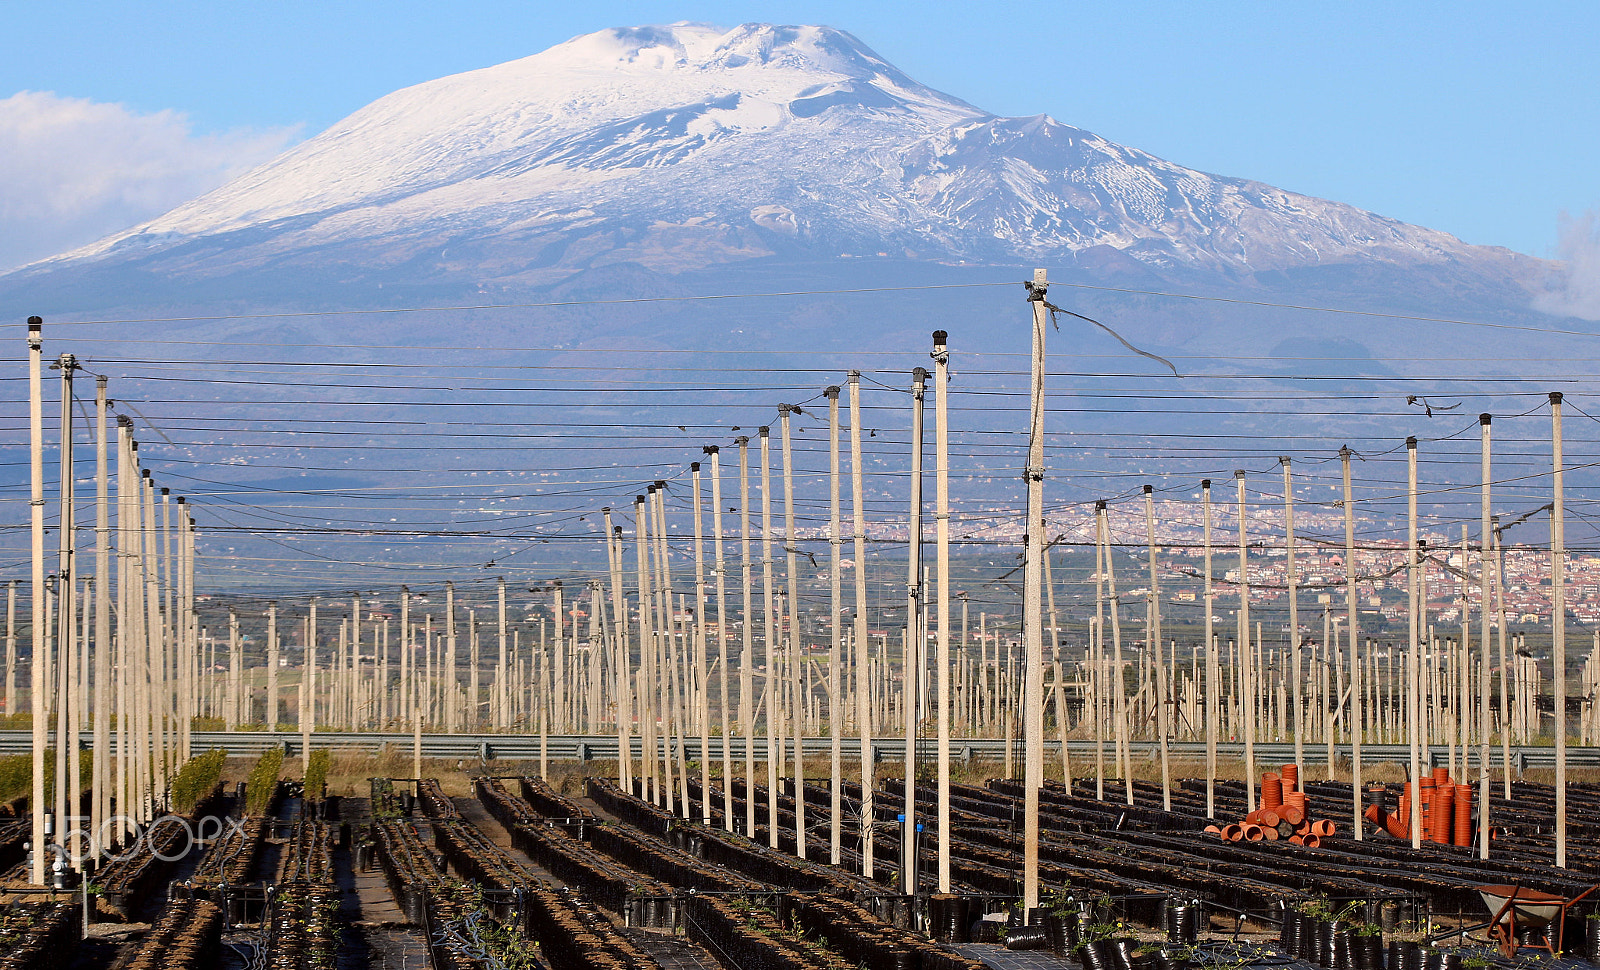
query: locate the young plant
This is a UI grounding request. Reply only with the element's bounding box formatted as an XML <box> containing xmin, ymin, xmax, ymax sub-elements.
<box><xmin>245</xmin><ymin>747</ymin><xmax>285</xmax><ymax>816</ymax></box>
<box><xmin>1074</xmin><ymin>920</ymin><xmax>1131</xmax><ymax>952</ymax></box>
<box><xmin>303</xmin><ymin>749</ymin><xmax>330</xmax><ymax>802</ymax></box>
<box><xmin>1048</xmin><ymin>887</ymin><xmax>1081</xmax><ymax>917</ymax></box>
<box><xmin>170</xmin><ymin>747</ymin><xmax>228</xmax><ymax>814</ymax></box>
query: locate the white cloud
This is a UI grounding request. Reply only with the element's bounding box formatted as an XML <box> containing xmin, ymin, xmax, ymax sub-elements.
<box><xmin>1533</xmin><ymin>211</ymin><xmax>1600</xmax><ymax>321</ymax></box>
<box><xmin>0</xmin><ymin>91</ymin><xmax>298</xmax><ymax>271</ymax></box>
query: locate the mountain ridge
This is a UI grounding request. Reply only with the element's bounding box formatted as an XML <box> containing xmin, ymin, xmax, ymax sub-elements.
<box><xmin>5</xmin><ymin>21</ymin><xmax>1543</xmax><ymax>306</ymax></box>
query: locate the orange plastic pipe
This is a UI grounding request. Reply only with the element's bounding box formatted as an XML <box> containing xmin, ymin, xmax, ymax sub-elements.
<box><xmin>1262</xmin><ymin>774</ymin><xmax>1284</xmax><ymax>811</ymax></box>
<box><xmin>1452</xmin><ymin>785</ymin><xmax>1472</xmax><ymax>846</ymax></box>
<box><xmin>1364</xmin><ymin>803</ymin><xmax>1410</xmax><ymax>839</ymax></box>
<box><xmin>1429</xmin><ymin>783</ymin><xmax>1453</xmax><ymax>843</ymax></box>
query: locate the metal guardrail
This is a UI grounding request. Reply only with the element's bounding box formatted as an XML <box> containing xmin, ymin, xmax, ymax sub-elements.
<box><xmin>4</xmin><ymin>731</ymin><xmax>1595</xmax><ymax>768</ymax></box>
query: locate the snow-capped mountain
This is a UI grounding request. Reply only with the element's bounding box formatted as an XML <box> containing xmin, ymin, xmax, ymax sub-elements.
<box><xmin>16</xmin><ymin>22</ymin><xmax>1537</xmax><ymax>294</ymax></box>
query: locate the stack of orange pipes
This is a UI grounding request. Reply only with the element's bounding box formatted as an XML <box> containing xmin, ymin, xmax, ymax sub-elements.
<box><xmin>1204</xmin><ymin>764</ymin><xmax>1337</xmax><ymax>847</ymax></box>
<box><xmin>1362</xmin><ymin>766</ymin><xmax>1481</xmax><ymax>846</ymax></box>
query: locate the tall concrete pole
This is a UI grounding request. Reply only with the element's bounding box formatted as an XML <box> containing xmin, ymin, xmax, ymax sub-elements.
<box><xmin>1340</xmin><ymin>448</ymin><xmax>1362</xmax><ymax>839</ymax></box>
<box><xmin>901</xmin><ymin>368</ymin><xmax>928</xmax><ymax>894</ymax></box>
<box><xmin>847</xmin><ymin>374</ymin><xmax>873</xmax><ymax>879</ymax></box>
<box><xmin>409</xmin><ymin>597</ymin><xmax>421</xmax><ymax>782</ymax></box>
<box><xmin>778</xmin><ymin>407</ymin><xmax>804</xmax><ymax>852</ymax></box>
<box><xmin>650</xmin><ymin>486</ymin><xmax>684</xmax><ymax>813</ymax></box>
<box><xmin>398</xmin><ymin>590</ymin><xmax>409</xmax><ymax>726</ymax></box>
<box><xmin>131</xmin><ymin>445</ymin><xmax>153</xmax><ymax>821</ymax></box>
<box><xmin>757</xmin><ymin>429</ymin><xmax>780</xmax><ymax>843</ymax></box>
<box><xmin>1551</xmin><ymin>392</ymin><xmax>1567</xmax><ymax>868</ymax></box>
<box><xmin>1144</xmin><ymin>485</ymin><xmax>1171</xmax><ymax>811</ymax></box>
<box><xmin>652</xmin><ymin>493</ymin><xmax>674</xmax><ymax>803</ymax></box>
<box><xmin>603</xmin><ymin>513</ymin><xmax>631</xmax><ymax>792</ymax></box>
<box><xmin>825</xmin><ymin>388</ymin><xmax>844</xmax><ymax>863</ymax></box>
<box><xmin>53</xmin><ymin>352</ymin><xmax>79</xmax><ymax>863</ymax></box>
<box><xmin>444</xmin><ymin>582</ymin><xmax>457</xmax><ymax>732</ymax></box>
<box><xmin>704</xmin><ymin>448</ymin><xmax>734</xmax><ymax>830</ymax></box>
<box><xmin>308</xmin><ymin>599</ymin><xmax>319</xmax><ymax>730</ymax></box>
<box><xmin>266</xmin><ymin>602</ymin><xmax>278</xmax><ymax>729</ymax></box>
<box><xmin>732</xmin><ymin>442</ymin><xmax>755</xmax><ymax>831</ymax></box>
<box><xmin>226</xmin><ymin>606</ymin><xmax>239</xmax><ymax>731</ymax></box>
<box><xmin>1407</xmin><ymin>438</ymin><xmax>1423</xmax><ymax>848</ymax></box>
<box><xmin>633</xmin><ymin>495</ymin><xmax>656</xmax><ymax>802</ymax></box>
<box><xmin>1235</xmin><ymin>470</ymin><xmax>1254</xmax><ymax>809</ymax></box>
<box><xmin>1282</xmin><ymin>458</ymin><xmax>1302</xmax><ymax>777</ymax></box>
<box><xmin>1478</xmin><ymin>414</ymin><xmax>1493</xmax><ymax>859</ymax></box>
<box><xmin>28</xmin><ymin>317</ymin><xmax>45</xmax><ymax>883</ymax></box>
<box><xmin>92</xmin><ymin>377</ymin><xmax>111</xmax><ymax>861</ymax></box>
<box><xmin>691</xmin><ymin>462</ymin><xmax>711</xmax><ymax>824</ymax></box>
<box><xmin>931</xmin><ymin>333</ymin><xmax>952</xmax><ymax>891</ymax></box>
<box><xmin>1022</xmin><ymin>270</ymin><xmax>1049</xmax><ymax>916</ymax></box>
<box><xmin>351</xmin><ymin>593</ymin><xmax>363</xmax><ymax>730</ymax></box>
<box><xmin>497</xmin><ymin>579</ymin><xmax>507</xmax><ymax>731</ymax></box>
<box><xmin>4</xmin><ymin>582</ymin><xmax>14</xmax><ymax>724</ymax></box>
<box><xmin>1493</xmin><ymin>516</ymin><xmax>1511</xmax><ymax>798</ymax></box>
<box><xmin>1098</xmin><ymin>502</ymin><xmax>1132</xmax><ymax>805</ymax></box>
<box><xmin>157</xmin><ymin>486</ymin><xmax>173</xmax><ymax>775</ymax></box>
<box><xmin>1202</xmin><ymin>480</ymin><xmax>1216</xmax><ymax>818</ymax></box>
<box><xmin>178</xmin><ymin>496</ymin><xmax>195</xmax><ymax>761</ymax></box>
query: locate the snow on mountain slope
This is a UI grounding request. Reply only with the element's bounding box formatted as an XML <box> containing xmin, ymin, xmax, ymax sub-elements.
<box><xmin>23</xmin><ymin>22</ymin><xmax>1536</xmax><ymax>288</ymax></box>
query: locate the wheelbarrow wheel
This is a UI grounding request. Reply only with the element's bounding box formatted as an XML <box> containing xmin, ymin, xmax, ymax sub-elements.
<box><xmin>1489</xmin><ymin>922</ymin><xmax>1516</xmax><ymax>960</ymax></box>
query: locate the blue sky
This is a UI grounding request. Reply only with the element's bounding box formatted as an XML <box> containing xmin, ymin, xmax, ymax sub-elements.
<box><xmin>2</xmin><ymin>0</ymin><xmax>1596</xmax><ymax>266</ymax></box>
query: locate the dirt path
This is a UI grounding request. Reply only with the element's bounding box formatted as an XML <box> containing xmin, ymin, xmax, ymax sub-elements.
<box><xmin>450</xmin><ymin>792</ymin><xmax>564</xmax><ymax>886</ymax></box>
<box><xmin>624</xmin><ymin>927</ymin><xmax>724</xmax><ymax>970</ymax></box>
<box><xmin>338</xmin><ymin>798</ymin><xmax>431</xmax><ymax>970</ymax></box>
<box><xmin>458</xmin><ymin>785</ymin><xmax>729</xmax><ymax>970</ymax></box>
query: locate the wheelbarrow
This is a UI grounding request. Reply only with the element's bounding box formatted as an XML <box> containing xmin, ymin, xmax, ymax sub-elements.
<box><xmin>1474</xmin><ymin>882</ymin><xmax>1600</xmax><ymax>959</ymax></box>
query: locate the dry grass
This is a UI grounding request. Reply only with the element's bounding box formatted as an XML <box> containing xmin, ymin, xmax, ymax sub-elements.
<box><xmin>217</xmin><ymin>750</ymin><xmax>613</xmax><ymax>800</ymax></box>
<box><xmin>213</xmin><ymin>749</ymin><xmax>1600</xmax><ymax>803</ymax></box>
